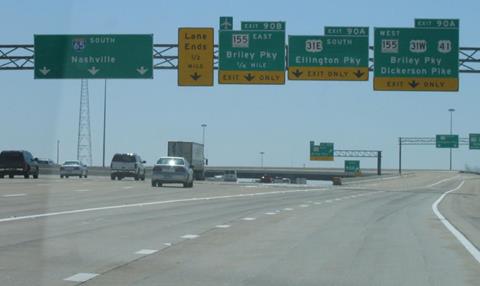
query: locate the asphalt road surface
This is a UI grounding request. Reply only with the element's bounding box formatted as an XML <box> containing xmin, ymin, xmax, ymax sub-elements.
<box><xmin>0</xmin><ymin>172</ymin><xmax>479</xmax><ymax>285</ymax></box>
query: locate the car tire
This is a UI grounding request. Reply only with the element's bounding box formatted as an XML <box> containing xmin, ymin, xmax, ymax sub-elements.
<box><xmin>85</xmin><ymin>174</ymin><xmax>88</xmax><ymax>178</ymax></box>
<box><xmin>0</xmin><ymin>175</ymin><xmax>4</xmax><ymax>179</ymax></box>
<box><xmin>134</xmin><ymin>175</ymin><xmax>139</xmax><ymax>181</ymax></box>
<box><xmin>141</xmin><ymin>175</ymin><xmax>145</xmax><ymax>181</ymax></box>
<box><xmin>9</xmin><ymin>174</ymin><xmax>14</xmax><ymax>179</ymax></box>
<box><xmin>151</xmin><ymin>181</ymin><xmax>156</xmax><ymax>187</ymax></box>
<box><xmin>118</xmin><ymin>176</ymin><xmax>122</xmax><ymax>181</ymax></box>
<box><xmin>24</xmin><ymin>174</ymin><xmax>29</xmax><ymax>179</ymax></box>
<box><xmin>60</xmin><ymin>175</ymin><xmax>64</xmax><ymax>179</ymax></box>
<box><xmin>33</xmin><ymin>173</ymin><xmax>38</xmax><ymax>179</ymax></box>
<box><xmin>66</xmin><ymin>176</ymin><xmax>69</xmax><ymax>178</ymax></box>
<box><xmin>111</xmin><ymin>175</ymin><xmax>115</xmax><ymax>180</ymax></box>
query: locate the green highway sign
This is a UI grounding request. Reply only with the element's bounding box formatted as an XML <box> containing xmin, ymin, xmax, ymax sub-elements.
<box><xmin>324</xmin><ymin>26</ymin><xmax>369</xmax><ymax>37</ymax></box>
<box><xmin>219</xmin><ymin>21</ymin><xmax>286</xmax><ymax>84</ymax></box>
<box><xmin>241</xmin><ymin>21</ymin><xmax>285</xmax><ymax>31</ymax></box>
<box><xmin>436</xmin><ymin>134</ymin><xmax>459</xmax><ymax>148</ymax></box>
<box><xmin>470</xmin><ymin>134</ymin><xmax>480</xmax><ymax>150</ymax></box>
<box><xmin>415</xmin><ymin>19</ymin><xmax>459</xmax><ymax>29</ymax></box>
<box><xmin>220</xmin><ymin>17</ymin><xmax>233</xmax><ymax>30</ymax></box>
<box><xmin>345</xmin><ymin>160</ymin><xmax>360</xmax><ymax>173</ymax></box>
<box><xmin>374</xmin><ymin>22</ymin><xmax>459</xmax><ymax>91</ymax></box>
<box><xmin>34</xmin><ymin>34</ymin><xmax>153</xmax><ymax>79</ymax></box>
<box><xmin>288</xmin><ymin>32</ymin><xmax>369</xmax><ymax>81</ymax></box>
<box><xmin>310</xmin><ymin>141</ymin><xmax>334</xmax><ymax>161</ymax></box>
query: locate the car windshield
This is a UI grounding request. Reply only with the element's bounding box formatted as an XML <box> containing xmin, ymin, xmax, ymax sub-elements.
<box><xmin>156</xmin><ymin>158</ymin><xmax>184</xmax><ymax>165</ymax></box>
<box><xmin>63</xmin><ymin>161</ymin><xmax>80</xmax><ymax>165</ymax></box>
<box><xmin>112</xmin><ymin>154</ymin><xmax>136</xmax><ymax>162</ymax></box>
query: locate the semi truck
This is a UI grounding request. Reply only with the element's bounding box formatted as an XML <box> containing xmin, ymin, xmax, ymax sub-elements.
<box><xmin>167</xmin><ymin>141</ymin><xmax>205</xmax><ymax>180</ymax></box>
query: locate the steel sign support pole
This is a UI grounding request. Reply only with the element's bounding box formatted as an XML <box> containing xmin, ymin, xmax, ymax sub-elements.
<box><xmin>377</xmin><ymin>151</ymin><xmax>382</xmax><ymax>176</ymax></box>
<box><xmin>102</xmin><ymin>80</ymin><xmax>107</xmax><ymax>168</ymax></box>
<box><xmin>399</xmin><ymin>137</ymin><xmax>402</xmax><ymax>174</ymax></box>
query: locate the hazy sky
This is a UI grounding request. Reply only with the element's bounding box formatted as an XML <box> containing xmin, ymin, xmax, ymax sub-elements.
<box><xmin>1</xmin><ymin>0</ymin><xmax>479</xmax><ymax>170</ymax></box>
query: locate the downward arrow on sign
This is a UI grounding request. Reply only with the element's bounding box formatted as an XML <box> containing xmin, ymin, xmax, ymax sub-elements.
<box><xmin>292</xmin><ymin>69</ymin><xmax>303</xmax><ymax>78</ymax></box>
<box><xmin>88</xmin><ymin>66</ymin><xmax>99</xmax><ymax>75</ymax></box>
<box><xmin>190</xmin><ymin>72</ymin><xmax>201</xmax><ymax>81</ymax></box>
<box><xmin>39</xmin><ymin>66</ymin><xmax>50</xmax><ymax>76</ymax></box>
<box><xmin>409</xmin><ymin>80</ymin><xmax>419</xmax><ymax>88</ymax></box>
<box><xmin>137</xmin><ymin>66</ymin><xmax>148</xmax><ymax>75</ymax></box>
<box><xmin>244</xmin><ymin>73</ymin><xmax>255</xmax><ymax>81</ymax></box>
<box><xmin>353</xmin><ymin>70</ymin><xmax>365</xmax><ymax>78</ymax></box>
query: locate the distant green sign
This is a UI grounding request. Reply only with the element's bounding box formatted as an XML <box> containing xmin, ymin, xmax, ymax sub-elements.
<box><xmin>436</xmin><ymin>134</ymin><xmax>459</xmax><ymax>148</ymax></box>
<box><xmin>374</xmin><ymin>21</ymin><xmax>459</xmax><ymax>91</ymax></box>
<box><xmin>310</xmin><ymin>141</ymin><xmax>334</xmax><ymax>161</ymax></box>
<box><xmin>345</xmin><ymin>160</ymin><xmax>360</xmax><ymax>173</ymax></box>
<box><xmin>219</xmin><ymin>22</ymin><xmax>286</xmax><ymax>84</ymax></box>
<box><xmin>470</xmin><ymin>134</ymin><xmax>480</xmax><ymax>150</ymax></box>
<box><xmin>34</xmin><ymin>34</ymin><xmax>153</xmax><ymax>79</ymax></box>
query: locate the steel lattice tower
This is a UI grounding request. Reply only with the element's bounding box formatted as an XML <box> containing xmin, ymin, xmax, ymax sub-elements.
<box><xmin>77</xmin><ymin>79</ymin><xmax>93</xmax><ymax>166</ymax></box>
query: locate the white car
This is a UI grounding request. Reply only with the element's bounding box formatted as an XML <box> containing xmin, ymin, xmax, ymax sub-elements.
<box><xmin>151</xmin><ymin>157</ymin><xmax>194</xmax><ymax>188</ymax></box>
<box><xmin>223</xmin><ymin>170</ymin><xmax>238</xmax><ymax>182</ymax></box>
<box><xmin>60</xmin><ymin>161</ymin><xmax>88</xmax><ymax>178</ymax></box>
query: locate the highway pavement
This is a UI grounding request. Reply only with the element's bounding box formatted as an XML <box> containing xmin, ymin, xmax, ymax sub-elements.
<box><xmin>0</xmin><ymin>172</ymin><xmax>479</xmax><ymax>285</ymax></box>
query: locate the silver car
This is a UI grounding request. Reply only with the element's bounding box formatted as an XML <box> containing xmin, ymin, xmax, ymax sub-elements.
<box><xmin>151</xmin><ymin>157</ymin><xmax>194</xmax><ymax>188</ymax></box>
<box><xmin>60</xmin><ymin>161</ymin><xmax>88</xmax><ymax>178</ymax></box>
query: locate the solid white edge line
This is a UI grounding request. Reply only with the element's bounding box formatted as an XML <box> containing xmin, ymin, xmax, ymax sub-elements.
<box><xmin>432</xmin><ymin>180</ymin><xmax>480</xmax><ymax>263</ymax></box>
<box><xmin>0</xmin><ymin>187</ymin><xmax>326</xmax><ymax>223</ymax></box>
<box><xmin>427</xmin><ymin>175</ymin><xmax>461</xmax><ymax>188</ymax></box>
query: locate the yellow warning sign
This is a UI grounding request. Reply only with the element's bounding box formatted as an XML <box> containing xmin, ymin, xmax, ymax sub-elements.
<box><xmin>374</xmin><ymin>77</ymin><xmax>458</xmax><ymax>91</ymax></box>
<box><xmin>288</xmin><ymin>67</ymin><xmax>369</xmax><ymax>81</ymax></box>
<box><xmin>219</xmin><ymin>71</ymin><xmax>285</xmax><ymax>84</ymax></box>
<box><xmin>178</xmin><ymin>28</ymin><xmax>214</xmax><ymax>86</ymax></box>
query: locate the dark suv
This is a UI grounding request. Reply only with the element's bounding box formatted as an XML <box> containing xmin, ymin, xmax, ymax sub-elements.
<box><xmin>0</xmin><ymin>150</ymin><xmax>39</xmax><ymax>179</ymax></box>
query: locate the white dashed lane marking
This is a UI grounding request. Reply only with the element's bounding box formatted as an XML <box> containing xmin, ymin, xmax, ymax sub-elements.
<box><xmin>73</xmin><ymin>189</ymin><xmax>91</xmax><ymax>192</ymax></box>
<box><xmin>181</xmin><ymin>234</ymin><xmax>199</xmax><ymax>239</ymax></box>
<box><xmin>64</xmin><ymin>273</ymin><xmax>99</xmax><ymax>282</ymax></box>
<box><xmin>283</xmin><ymin>208</ymin><xmax>293</xmax><ymax>211</ymax></box>
<box><xmin>135</xmin><ymin>249</ymin><xmax>158</xmax><ymax>255</ymax></box>
<box><xmin>215</xmin><ymin>224</ymin><xmax>231</xmax><ymax>228</ymax></box>
<box><xmin>265</xmin><ymin>212</ymin><xmax>276</xmax><ymax>215</ymax></box>
<box><xmin>242</xmin><ymin>217</ymin><xmax>256</xmax><ymax>221</ymax></box>
<box><xmin>2</xmin><ymin>194</ymin><xmax>26</xmax><ymax>197</ymax></box>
